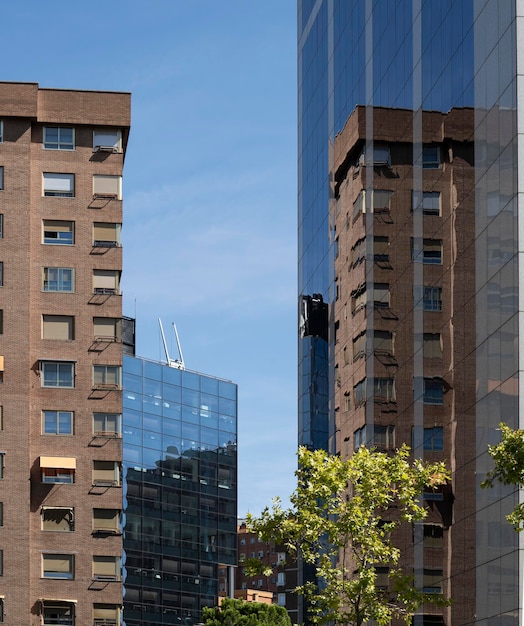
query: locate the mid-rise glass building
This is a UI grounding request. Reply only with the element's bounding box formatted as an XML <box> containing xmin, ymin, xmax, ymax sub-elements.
<box><xmin>298</xmin><ymin>2</ymin><xmax>524</xmax><ymax>625</ymax></box>
<box><xmin>122</xmin><ymin>355</ymin><xmax>237</xmax><ymax>626</ymax></box>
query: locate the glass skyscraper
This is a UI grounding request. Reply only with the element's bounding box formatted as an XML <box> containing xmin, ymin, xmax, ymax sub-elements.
<box><xmin>298</xmin><ymin>2</ymin><xmax>523</xmax><ymax>624</ymax></box>
<box><xmin>122</xmin><ymin>355</ymin><xmax>237</xmax><ymax>626</ymax></box>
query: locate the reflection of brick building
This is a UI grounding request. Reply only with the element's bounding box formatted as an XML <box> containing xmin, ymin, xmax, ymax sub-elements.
<box><xmin>332</xmin><ymin>106</ymin><xmax>476</xmax><ymax>624</ymax></box>
<box><xmin>235</xmin><ymin>521</ymin><xmax>297</xmax><ymax>619</ymax></box>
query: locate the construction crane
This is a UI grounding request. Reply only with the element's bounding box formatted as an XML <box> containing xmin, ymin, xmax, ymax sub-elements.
<box><xmin>158</xmin><ymin>319</ymin><xmax>185</xmax><ymax>370</ymax></box>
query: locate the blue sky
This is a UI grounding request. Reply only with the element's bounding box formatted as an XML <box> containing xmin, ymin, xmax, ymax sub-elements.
<box><xmin>3</xmin><ymin>1</ymin><xmax>298</xmax><ymax>516</ymax></box>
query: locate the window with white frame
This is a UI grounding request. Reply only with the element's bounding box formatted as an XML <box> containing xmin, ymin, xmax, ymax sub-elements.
<box><xmin>93</xmin><ymin>175</ymin><xmax>122</xmax><ymax>199</ymax></box>
<box><xmin>93</xmin><ymin>223</ymin><xmax>121</xmax><ymax>247</ymax></box>
<box><xmin>93</xmin><ymin>412</ymin><xmax>121</xmax><ymax>437</ymax></box>
<box><xmin>42</xmin><ymin>315</ymin><xmax>74</xmax><ymax>341</ymax></box>
<box><xmin>93</xmin><ymin>270</ymin><xmax>120</xmax><ymax>295</ymax></box>
<box><xmin>43</xmin><ymin>127</ymin><xmax>75</xmax><ymax>150</ymax></box>
<box><xmin>43</xmin><ymin>220</ymin><xmax>74</xmax><ymax>245</ymax></box>
<box><xmin>43</xmin><ymin>410</ymin><xmax>73</xmax><ymax>435</ymax></box>
<box><xmin>422</xmin><ymin>191</ymin><xmax>441</xmax><ymax>215</ymax></box>
<box><xmin>43</xmin><ymin>267</ymin><xmax>74</xmax><ymax>292</ymax></box>
<box><xmin>93</xmin><ymin>556</ymin><xmax>120</xmax><ymax>581</ymax></box>
<box><xmin>277</xmin><ymin>572</ymin><xmax>286</xmax><ymax>586</ymax></box>
<box><xmin>93</xmin><ymin>129</ymin><xmax>122</xmax><ymax>152</ymax></box>
<box><xmin>41</xmin><ymin>361</ymin><xmax>75</xmax><ymax>388</ymax></box>
<box><xmin>92</xmin><ymin>460</ymin><xmax>120</xmax><ymax>486</ymax></box>
<box><xmin>93</xmin><ymin>365</ymin><xmax>121</xmax><ymax>388</ymax></box>
<box><xmin>41</xmin><ymin>507</ymin><xmax>74</xmax><ymax>532</ymax></box>
<box><xmin>42</xmin><ymin>554</ymin><xmax>74</xmax><ymax>579</ymax></box>
<box><xmin>43</xmin><ymin>173</ymin><xmax>74</xmax><ymax>197</ymax></box>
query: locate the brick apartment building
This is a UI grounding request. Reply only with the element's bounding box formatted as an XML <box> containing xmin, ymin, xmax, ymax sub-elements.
<box><xmin>0</xmin><ymin>82</ymin><xmax>130</xmax><ymax>625</ymax></box>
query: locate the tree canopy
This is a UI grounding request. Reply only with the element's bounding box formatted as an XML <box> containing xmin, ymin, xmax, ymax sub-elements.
<box><xmin>202</xmin><ymin>598</ymin><xmax>291</xmax><ymax>626</ymax></box>
<box><xmin>247</xmin><ymin>445</ymin><xmax>450</xmax><ymax>626</ymax></box>
<box><xmin>482</xmin><ymin>422</ymin><xmax>524</xmax><ymax>530</ymax></box>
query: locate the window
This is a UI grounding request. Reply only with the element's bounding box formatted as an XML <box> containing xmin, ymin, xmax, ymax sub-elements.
<box><xmin>41</xmin><ymin>457</ymin><xmax>76</xmax><ymax>484</ymax></box>
<box><xmin>93</xmin><ymin>556</ymin><xmax>120</xmax><ymax>581</ymax></box>
<box><xmin>373</xmin><ymin>377</ymin><xmax>395</xmax><ymax>402</ymax></box>
<box><xmin>0</xmin><ymin>597</ymin><xmax>3</xmax><ymax>622</ymax></box>
<box><xmin>423</xmin><ymin>333</ymin><xmax>442</xmax><ymax>358</ymax></box>
<box><xmin>42</xmin><ymin>315</ymin><xmax>74</xmax><ymax>340</ymax></box>
<box><xmin>374</xmin><ymin>330</ymin><xmax>392</xmax><ymax>354</ymax></box>
<box><xmin>354</xmin><ymin>379</ymin><xmax>367</xmax><ymax>406</ymax></box>
<box><xmin>422</xmin><ymin>191</ymin><xmax>441</xmax><ymax>215</ymax></box>
<box><xmin>43</xmin><ymin>267</ymin><xmax>74</xmax><ymax>292</ymax></box>
<box><xmin>43</xmin><ymin>173</ymin><xmax>74</xmax><ymax>197</ymax></box>
<box><xmin>43</xmin><ymin>410</ymin><xmax>73</xmax><ymax>435</ymax></box>
<box><xmin>0</xmin><ymin>310</ymin><xmax>3</xmax><ymax>335</ymax></box>
<box><xmin>42</xmin><ymin>601</ymin><xmax>74</xmax><ymax>626</ymax></box>
<box><xmin>353</xmin><ymin>191</ymin><xmax>364</xmax><ymax>220</ymax></box>
<box><xmin>93</xmin><ymin>129</ymin><xmax>122</xmax><ymax>152</ymax></box>
<box><xmin>422</xmin><ymin>239</ymin><xmax>442</xmax><ymax>264</ymax></box>
<box><xmin>373</xmin><ymin>283</ymin><xmax>390</xmax><ymax>308</ymax></box>
<box><xmin>351</xmin><ymin>237</ymin><xmax>366</xmax><ymax>266</ymax></box>
<box><xmin>0</xmin><ymin>120</ymin><xmax>3</xmax><ymax>143</ymax></box>
<box><xmin>93</xmin><ymin>509</ymin><xmax>120</xmax><ymax>533</ymax></box>
<box><xmin>372</xmin><ymin>189</ymin><xmax>393</xmax><ymax>212</ymax></box>
<box><xmin>43</xmin><ymin>220</ymin><xmax>74</xmax><ymax>245</ymax></box>
<box><xmin>422</xmin><ymin>145</ymin><xmax>440</xmax><ymax>168</ymax></box>
<box><xmin>351</xmin><ymin>284</ymin><xmax>366</xmax><ymax>313</ymax></box>
<box><xmin>43</xmin><ymin>127</ymin><xmax>74</xmax><ymax>150</ymax></box>
<box><xmin>277</xmin><ymin>572</ymin><xmax>286</xmax><ymax>586</ymax></box>
<box><xmin>93</xmin><ymin>604</ymin><xmax>120</xmax><ymax>625</ymax></box>
<box><xmin>0</xmin><ymin>167</ymin><xmax>3</xmax><ymax>190</ymax></box>
<box><xmin>0</xmin><ymin>454</ymin><xmax>4</xmax><ymax>479</ymax></box>
<box><xmin>93</xmin><ymin>318</ymin><xmax>121</xmax><ymax>342</ymax></box>
<box><xmin>0</xmin><ymin>406</ymin><xmax>3</xmax><ymax>431</ymax></box>
<box><xmin>423</xmin><ymin>427</ymin><xmax>444</xmax><ymax>450</ymax></box>
<box><xmin>0</xmin><ymin>214</ymin><xmax>3</xmax><ymax>238</ymax></box>
<box><xmin>0</xmin><ymin>550</ymin><xmax>2</xmax><ymax>575</ymax></box>
<box><xmin>374</xmin><ymin>236</ymin><xmax>389</xmax><ymax>262</ymax></box>
<box><xmin>412</xmin><ymin>616</ymin><xmax>444</xmax><ymax>626</ymax></box>
<box><xmin>93</xmin><ymin>270</ymin><xmax>120</xmax><ymax>295</ymax></box>
<box><xmin>42</xmin><ymin>554</ymin><xmax>74</xmax><ymax>579</ymax></box>
<box><xmin>0</xmin><ymin>502</ymin><xmax>3</xmax><ymax>526</ymax></box>
<box><xmin>92</xmin><ymin>460</ymin><xmax>120</xmax><ymax>486</ymax></box>
<box><xmin>373</xmin><ymin>143</ymin><xmax>390</xmax><ymax>165</ymax></box>
<box><xmin>41</xmin><ymin>361</ymin><xmax>75</xmax><ymax>388</ymax></box>
<box><xmin>42</xmin><ymin>507</ymin><xmax>74</xmax><ymax>531</ymax></box>
<box><xmin>0</xmin><ymin>262</ymin><xmax>3</xmax><ymax>286</ymax></box>
<box><xmin>423</xmin><ymin>287</ymin><xmax>442</xmax><ymax>311</ymax></box>
<box><xmin>423</xmin><ymin>378</ymin><xmax>444</xmax><ymax>405</ymax></box>
<box><xmin>93</xmin><ymin>175</ymin><xmax>122</xmax><ymax>199</ymax></box>
<box><xmin>354</xmin><ymin>425</ymin><xmax>395</xmax><ymax>450</ymax></box>
<box><xmin>93</xmin><ymin>223</ymin><xmax>121</xmax><ymax>247</ymax></box>
<box><xmin>277</xmin><ymin>593</ymin><xmax>286</xmax><ymax>606</ymax></box>
<box><xmin>422</xmin><ymin>568</ymin><xmax>443</xmax><ymax>593</ymax></box>
<box><xmin>353</xmin><ymin>332</ymin><xmax>366</xmax><ymax>360</ymax></box>
<box><xmin>423</xmin><ymin>524</ymin><xmax>444</xmax><ymax>548</ymax></box>
<box><xmin>93</xmin><ymin>412</ymin><xmax>121</xmax><ymax>437</ymax></box>
<box><xmin>93</xmin><ymin>365</ymin><xmax>121</xmax><ymax>389</ymax></box>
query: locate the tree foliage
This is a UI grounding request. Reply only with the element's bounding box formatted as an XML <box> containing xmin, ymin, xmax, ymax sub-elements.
<box><xmin>246</xmin><ymin>445</ymin><xmax>450</xmax><ymax>626</ymax></box>
<box><xmin>202</xmin><ymin>598</ymin><xmax>291</xmax><ymax>626</ymax></box>
<box><xmin>482</xmin><ymin>422</ymin><xmax>524</xmax><ymax>530</ymax></box>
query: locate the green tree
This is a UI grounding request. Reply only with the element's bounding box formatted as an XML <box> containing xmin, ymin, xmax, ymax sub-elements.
<box><xmin>202</xmin><ymin>598</ymin><xmax>292</xmax><ymax>625</ymax></box>
<box><xmin>247</xmin><ymin>446</ymin><xmax>450</xmax><ymax>626</ymax></box>
<box><xmin>482</xmin><ymin>422</ymin><xmax>524</xmax><ymax>530</ymax></box>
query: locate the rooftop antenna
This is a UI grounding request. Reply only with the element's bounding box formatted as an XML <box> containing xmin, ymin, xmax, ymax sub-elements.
<box><xmin>158</xmin><ymin>319</ymin><xmax>185</xmax><ymax>370</ymax></box>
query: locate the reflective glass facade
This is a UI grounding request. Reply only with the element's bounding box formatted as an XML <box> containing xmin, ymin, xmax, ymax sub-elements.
<box><xmin>298</xmin><ymin>2</ymin><xmax>523</xmax><ymax>624</ymax></box>
<box><xmin>122</xmin><ymin>355</ymin><xmax>237</xmax><ymax>626</ymax></box>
